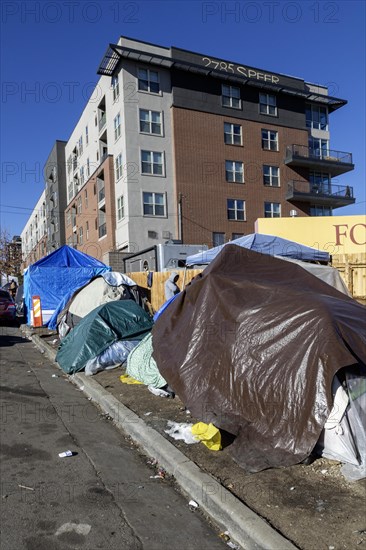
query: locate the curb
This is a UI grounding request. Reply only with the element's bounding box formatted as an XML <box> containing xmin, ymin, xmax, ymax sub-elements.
<box><xmin>25</xmin><ymin>329</ymin><xmax>297</xmax><ymax>550</ymax></box>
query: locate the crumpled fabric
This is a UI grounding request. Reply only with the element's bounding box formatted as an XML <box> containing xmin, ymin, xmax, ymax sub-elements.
<box><xmin>164</xmin><ymin>421</ymin><xmax>198</xmax><ymax>444</ymax></box>
<box><xmin>191</xmin><ymin>422</ymin><xmax>222</xmax><ymax>451</ymax></box>
<box><xmin>120</xmin><ymin>374</ymin><xmax>143</xmax><ymax>385</ymax></box>
<box><xmin>126</xmin><ymin>333</ymin><xmax>166</xmax><ymax>389</ymax></box>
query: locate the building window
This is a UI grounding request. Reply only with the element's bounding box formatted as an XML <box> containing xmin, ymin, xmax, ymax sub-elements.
<box><xmin>115</xmin><ymin>153</ymin><xmax>123</xmax><ymax>181</ymax></box>
<box><xmin>224</xmin><ymin>123</ymin><xmax>242</xmax><ymax>145</ymax></box>
<box><xmin>309</xmin><ymin>171</ymin><xmax>331</xmax><ymax>194</ymax></box>
<box><xmin>67</xmin><ymin>155</ymin><xmax>72</xmax><ymax>174</ymax></box>
<box><xmin>263</xmin><ymin>165</ymin><xmax>280</xmax><ymax>187</ymax></box>
<box><xmin>84</xmin><ymin>189</ymin><xmax>88</xmax><ymax>209</ymax></box>
<box><xmin>227</xmin><ymin>199</ymin><xmax>245</xmax><ymax>221</ymax></box>
<box><xmin>78</xmin><ymin>135</ymin><xmax>83</xmax><ymax>155</ymax></box>
<box><xmin>85</xmin><ymin>125</ymin><xmax>89</xmax><ymax>145</ymax></box>
<box><xmin>141</xmin><ymin>150</ymin><xmax>164</xmax><ymax>176</ymax></box>
<box><xmin>79</xmin><ymin>226</ymin><xmax>83</xmax><ymax>245</ymax></box>
<box><xmin>259</xmin><ymin>93</ymin><xmax>277</xmax><ymax>116</ymax></box>
<box><xmin>232</xmin><ymin>233</ymin><xmax>244</xmax><ymax>240</ymax></box>
<box><xmin>86</xmin><ymin>158</ymin><xmax>90</xmax><ymax>177</ymax></box>
<box><xmin>222</xmin><ymin>84</ymin><xmax>241</xmax><ymax>109</ymax></box>
<box><xmin>309</xmin><ymin>137</ymin><xmax>329</xmax><ymax>157</ymax></box>
<box><xmin>86</xmin><ymin>221</ymin><xmax>89</xmax><ymax>240</ymax></box>
<box><xmin>138</xmin><ymin>68</ymin><xmax>160</xmax><ymax>94</ymax></box>
<box><xmin>114</xmin><ymin>113</ymin><xmax>121</xmax><ymax>141</ymax></box>
<box><xmin>139</xmin><ymin>109</ymin><xmax>162</xmax><ymax>135</ymax></box>
<box><xmin>117</xmin><ymin>195</ymin><xmax>125</xmax><ymax>221</ymax></box>
<box><xmin>310</xmin><ymin>205</ymin><xmax>332</xmax><ymax>216</ymax></box>
<box><xmin>262</xmin><ymin>129</ymin><xmax>278</xmax><ymax>151</ymax></box>
<box><xmin>80</xmin><ymin>166</ymin><xmax>85</xmax><ymax>185</ymax></box>
<box><xmin>264</xmin><ymin>202</ymin><xmax>281</xmax><ymax>217</ymax></box>
<box><xmin>77</xmin><ymin>196</ymin><xmax>82</xmax><ymax>214</ymax></box>
<box><xmin>98</xmin><ymin>210</ymin><xmax>107</xmax><ymax>238</ymax></box>
<box><xmin>306</xmin><ymin>104</ymin><xmax>328</xmax><ymax>130</ymax></box>
<box><xmin>225</xmin><ymin>161</ymin><xmax>244</xmax><ymax>183</ymax></box>
<box><xmin>213</xmin><ymin>232</ymin><xmax>225</xmax><ymax>247</ymax></box>
<box><xmin>66</xmin><ymin>209</ymin><xmax>71</xmax><ymax>227</ymax></box>
<box><xmin>112</xmin><ymin>74</ymin><xmax>120</xmax><ymax>101</ymax></box>
<box><xmin>143</xmin><ymin>192</ymin><xmax>166</xmax><ymax>216</ymax></box>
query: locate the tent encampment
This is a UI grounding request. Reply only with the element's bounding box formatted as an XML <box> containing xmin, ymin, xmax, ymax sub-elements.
<box><xmin>51</xmin><ymin>271</ymin><xmax>146</xmax><ymax>335</ymax></box>
<box><xmin>186</xmin><ymin>233</ymin><xmax>330</xmax><ymax>266</ymax></box>
<box><xmin>56</xmin><ymin>300</ymin><xmax>153</xmax><ymax>374</ymax></box>
<box><xmin>23</xmin><ymin>246</ymin><xmax>110</xmax><ymax>326</ymax></box>
<box><xmin>152</xmin><ymin>245</ymin><xmax>366</xmax><ymax>476</ymax></box>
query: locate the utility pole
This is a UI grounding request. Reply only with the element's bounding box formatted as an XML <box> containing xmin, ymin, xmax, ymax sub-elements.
<box><xmin>178</xmin><ymin>193</ymin><xmax>183</xmax><ymax>244</ymax></box>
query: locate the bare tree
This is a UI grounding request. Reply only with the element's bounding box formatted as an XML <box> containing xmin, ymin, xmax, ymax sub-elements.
<box><xmin>0</xmin><ymin>229</ymin><xmax>22</xmax><ymax>283</ymax></box>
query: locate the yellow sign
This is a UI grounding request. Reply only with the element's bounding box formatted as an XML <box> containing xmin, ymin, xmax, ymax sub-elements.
<box><xmin>255</xmin><ymin>215</ymin><xmax>366</xmax><ymax>255</ymax></box>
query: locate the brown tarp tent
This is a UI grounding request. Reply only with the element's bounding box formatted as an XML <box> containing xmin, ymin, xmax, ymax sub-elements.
<box><xmin>152</xmin><ymin>245</ymin><xmax>366</xmax><ymax>472</ymax></box>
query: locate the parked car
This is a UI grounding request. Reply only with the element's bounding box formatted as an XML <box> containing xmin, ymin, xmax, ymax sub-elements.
<box><xmin>0</xmin><ymin>289</ymin><xmax>17</xmax><ymax>323</ymax></box>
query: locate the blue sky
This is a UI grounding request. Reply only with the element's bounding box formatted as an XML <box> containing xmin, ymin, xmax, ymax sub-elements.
<box><xmin>1</xmin><ymin>0</ymin><xmax>365</xmax><ymax>237</ymax></box>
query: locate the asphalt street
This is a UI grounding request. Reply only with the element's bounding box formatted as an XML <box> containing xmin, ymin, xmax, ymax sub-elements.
<box><xmin>0</xmin><ymin>325</ymin><xmax>227</xmax><ymax>550</ymax></box>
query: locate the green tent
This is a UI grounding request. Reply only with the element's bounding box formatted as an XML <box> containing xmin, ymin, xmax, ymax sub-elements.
<box><xmin>56</xmin><ymin>300</ymin><xmax>153</xmax><ymax>374</ymax></box>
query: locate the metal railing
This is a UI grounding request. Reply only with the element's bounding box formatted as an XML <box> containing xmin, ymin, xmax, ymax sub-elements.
<box><xmin>98</xmin><ymin>223</ymin><xmax>107</xmax><ymax>238</ymax></box>
<box><xmin>287</xmin><ymin>180</ymin><xmax>354</xmax><ymax>198</ymax></box>
<box><xmin>98</xmin><ymin>113</ymin><xmax>106</xmax><ymax>131</ymax></box>
<box><xmin>286</xmin><ymin>145</ymin><xmax>353</xmax><ymax>164</ymax></box>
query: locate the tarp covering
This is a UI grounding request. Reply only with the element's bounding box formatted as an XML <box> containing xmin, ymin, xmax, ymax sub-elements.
<box><xmin>152</xmin><ymin>245</ymin><xmax>366</xmax><ymax>472</ymax></box>
<box><xmin>24</xmin><ymin>246</ymin><xmax>110</xmax><ymax>326</ymax></box>
<box><xmin>50</xmin><ymin>271</ymin><xmax>141</xmax><ymax>332</ymax></box>
<box><xmin>186</xmin><ymin>233</ymin><xmax>330</xmax><ymax>265</ymax></box>
<box><xmin>56</xmin><ymin>300</ymin><xmax>153</xmax><ymax>374</ymax></box>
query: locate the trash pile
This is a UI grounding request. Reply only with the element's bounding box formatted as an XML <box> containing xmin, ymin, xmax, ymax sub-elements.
<box><xmin>26</xmin><ymin>239</ymin><xmax>366</xmax><ymax>481</ymax></box>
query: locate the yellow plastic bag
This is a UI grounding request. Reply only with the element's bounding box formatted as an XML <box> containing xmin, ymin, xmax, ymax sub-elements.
<box><xmin>119</xmin><ymin>374</ymin><xmax>143</xmax><ymax>385</ymax></box>
<box><xmin>191</xmin><ymin>422</ymin><xmax>222</xmax><ymax>451</ymax></box>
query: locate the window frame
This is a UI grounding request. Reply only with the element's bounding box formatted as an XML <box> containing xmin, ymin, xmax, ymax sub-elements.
<box><xmin>227</xmin><ymin>199</ymin><xmax>246</xmax><ymax>221</ymax></box>
<box><xmin>264</xmin><ymin>201</ymin><xmax>281</xmax><ymax>218</ymax></box>
<box><xmin>221</xmin><ymin>84</ymin><xmax>241</xmax><ymax>109</ymax></box>
<box><xmin>261</xmin><ymin>129</ymin><xmax>279</xmax><ymax>151</ymax></box>
<box><xmin>139</xmin><ymin>109</ymin><xmax>163</xmax><ymax>135</ymax></box>
<box><xmin>263</xmin><ymin>165</ymin><xmax>280</xmax><ymax>187</ymax></box>
<box><xmin>117</xmin><ymin>195</ymin><xmax>125</xmax><ymax>221</ymax></box>
<box><xmin>259</xmin><ymin>93</ymin><xmax>277</xmax><ymax>116</ymax></box>
<box><xmin>112</xmin><ymin>74</ymin><xmax>120</xmax><ymax>102</ymax></box>
<box><xmin>114</xmin><ymin>113</ymin><xmax>121</xmax><ymax>141</ymax></box>
<box><xmin>142</xmin><ymin>191</ymin><xmax>166</xmax><ymax>217</ymax></box>
<box><xmin>225</xmin><ymin>160</ymin><xmax>244</xmax><ymax>183</ymax></box>
<box><xmin>224</xmin><ymin>122</ymin><xmax>242</xmax><ymax>145</ymax></box>
<box><xmin>115</xmin><ymin>153</ymin><xmax>123</xmax><ymax>181</ymax></box>
<box><xmin>138</xmin><ymin>68</ymin><xmax>160</xmax><ymax>94</ymax></box>
<box><xmin>141</xmin><ymin>150</ymin><xmax>164</xmax><ymax>176</ymax></box>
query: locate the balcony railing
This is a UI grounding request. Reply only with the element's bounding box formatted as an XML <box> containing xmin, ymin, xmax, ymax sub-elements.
<box><xmin>98</xmin><ymin>113</ymin><xmax>106</xmax><ymax>131</ymax></box>
<box><xmin>98</xmin><ymin>223</ymin><xmax>107</xmax><ymax>238</ymax></box>
<box><xmin>287</xmin><ymin>180</ymin><xmax>355</xmax><ymax>208</ymax></box>
<box><xmin>286</xmin><ymin>145</ymin><xmax>353</xmax><ymax>165</ymax></box>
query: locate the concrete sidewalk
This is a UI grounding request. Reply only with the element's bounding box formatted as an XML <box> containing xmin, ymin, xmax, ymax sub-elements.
<box><xmin>21</xmin><ymin>325</ymin><xmax>297</xmax><ymax>550</ymax></box>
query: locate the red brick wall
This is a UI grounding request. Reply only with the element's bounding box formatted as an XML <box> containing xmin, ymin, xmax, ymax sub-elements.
<box><xmin>64</xmin><ymin>156</ymin><xmax>116</xmax><ymax>262</ymax></box>
<box><xmin>172</xmin><ymin>107</ymin><xmax>309</xmax><ymax>246</ymax></box>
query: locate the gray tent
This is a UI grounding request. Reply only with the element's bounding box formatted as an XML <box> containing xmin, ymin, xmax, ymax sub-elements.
<box><xmin>57</xmin><ymin>272</ymin><xmax>147</xmax><ymax>338</ymax></box>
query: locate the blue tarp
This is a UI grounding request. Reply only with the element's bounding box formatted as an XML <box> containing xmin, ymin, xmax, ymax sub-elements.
<box><xmin>186</xmin><ymin>233</ymin><xmax>330</xmax><ymax>265</ymax></box>
<box><xmin>24</xmin><ymin>246</ymin><xmax>110</xmax><ymax>326</ymax></box>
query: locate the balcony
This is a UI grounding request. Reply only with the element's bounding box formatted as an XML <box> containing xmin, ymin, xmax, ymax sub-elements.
<box><xmin>285</xmin><ymin>145</ymin><xmax>354</xmax><ymax>176</ymax></box>
<box><xmin>98</xmin><ymin>223</ymin><xmax>107</xmax><ymax>238</ymax></box>
<box><xmin>99</xmin><ymin>112</ymin><xmax>106</xmax><ymax>132</ymax></box>
<box><xmin>286</xmin><ymin>180</ymin><xmax>356</xmax><ymax>209</ymax></box>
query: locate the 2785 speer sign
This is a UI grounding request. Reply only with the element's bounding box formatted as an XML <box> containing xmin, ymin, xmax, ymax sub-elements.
<box><xmin>201</xmin><ymin>56</ymin><xmax>280</xmax><ymax>84</ymax></box>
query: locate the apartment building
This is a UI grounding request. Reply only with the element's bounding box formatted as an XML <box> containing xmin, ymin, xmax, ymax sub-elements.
<box><xmin>22</xmin><ymin>37</ymin><xmax>355</xmax><ymax>265</ymax></box>
<box><xmin>21</xmin><ymin>190</ymin><xmax>47</xmax><ymax>267</ymax></box>
<box><xmin>44</xmin><ymin>140</ymin><xmax>68</xmax><ymax>254</ymax></box>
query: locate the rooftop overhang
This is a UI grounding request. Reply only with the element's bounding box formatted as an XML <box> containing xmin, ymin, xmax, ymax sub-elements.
<box><xmin>97</xmin><ymin>44</ymin><xmax>347</xmax><ymax>112</ymax></box>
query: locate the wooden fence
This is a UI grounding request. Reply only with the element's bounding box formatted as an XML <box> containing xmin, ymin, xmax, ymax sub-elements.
<box><xmin>129</xmin><ymin>253</ymin><xmax>366</xmax><ymax>312</ymax></box>
<box><xmin>332</xmin><ymin>253</ymin><xmax>366</xmax><ymax>302</ymax></box>
<box><xmin>127</xmin><ymin>269</ymin><xmax>203</xmax><ymax>312</ymax></box>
